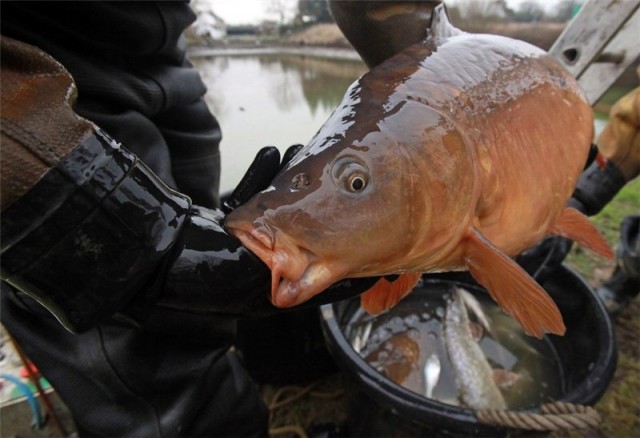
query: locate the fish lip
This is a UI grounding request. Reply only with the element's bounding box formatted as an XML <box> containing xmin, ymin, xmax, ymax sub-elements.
<box><xmin>229</xmin><ymin>221</ymin><xmax>350</xmax><ymax>309</ymax></box>
<box><xmin>228</xmin><ymin>221</ymin><xmax>326</xmax><ymax>305</ymax></box>
<box><xmin>273</xmin><ymin>258</ymin><xmax>352</xmax><ymax>309</ymax></box>
<box><xmin>227</xmin><ymin>222</ymin><xmax>276</xmax><ymax>268</ymax></box>
<box><xmin>246</xmin><ymin>225</ymin><xmax>275</xmax><ymax>252</ymax></box>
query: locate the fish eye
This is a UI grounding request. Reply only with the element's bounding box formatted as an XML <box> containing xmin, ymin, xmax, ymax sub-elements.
<box><xmin>332</xmin><ymin>158</ymin><xmax>370</xmax><ymax>194</ymax></box>
<box><xmin>348</xmin><ymin>174</ymin><xmax>367</xmax><ymax>192</ymax></box>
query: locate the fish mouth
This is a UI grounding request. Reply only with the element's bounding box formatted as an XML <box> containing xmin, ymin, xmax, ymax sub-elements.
<box><xmin>227</xmin><ymin>221</ymin><xmax>348</xmax><ymax>308</ymax></box>
<box><xmin>229</xmin><ymin>225</ymin><xmax>277</xmax><ymax>269</ymax></box>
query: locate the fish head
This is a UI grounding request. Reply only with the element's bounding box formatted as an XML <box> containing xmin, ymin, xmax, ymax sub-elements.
<box><xmin>226</xmin><ymin>136</ymin><xmax>417</xmax><ymax>308</ymax></box>
<box><xmin>226</xmin><ymin>70</ymin><xmax>478</xmax><ymax>309</ymax></box>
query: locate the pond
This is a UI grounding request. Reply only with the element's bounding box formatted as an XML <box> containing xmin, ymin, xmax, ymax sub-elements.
<box><xmin>191</xmin><ymin>53</ymin><xmax>367</xmax><ymax>192</ymax></box>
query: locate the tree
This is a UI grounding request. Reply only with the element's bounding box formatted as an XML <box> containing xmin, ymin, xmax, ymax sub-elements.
<box><xmin>545</xmin><ymin>0</ymin><xmax>575</xmax><ymax>23</ymax></box>
<box><xmin>267</xmin><ymin>0</ymin><xmax>288</xmax><ymax>28</ymax></box>
<box><xmin>297</xmin><ymin>0</ymin><xmax>333</xmax><ymax>23</ymax></box>
<box><xmin>449</xmin><ymin>0</ymin><xmax>509</xmax><ymax>22</ymax></box>
<box><xmin>514</xmin><ymin>1</ymin><xmax>545</xmax><ymax>22</ymax></box>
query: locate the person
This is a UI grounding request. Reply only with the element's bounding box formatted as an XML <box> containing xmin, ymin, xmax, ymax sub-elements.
<box><xmin>590</xmin><ymin>84</ymin><xmax>639</xmax><ymax>314</ymax></box>
<box><xmin>1</xmin><ymin>1</ymin><xmax>443</xmax><ymax>436</ymax></box>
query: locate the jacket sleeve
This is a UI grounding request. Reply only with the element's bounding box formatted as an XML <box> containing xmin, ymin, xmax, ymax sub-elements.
<box><xmin>0</xmin><ymin>37</ymin><xmax>194</xmax><ymax>332</ymax></box>
<box><xmin>1</xmin><ymin>130</ymin><xmax>193</xmax><ymax>333</ymax></box>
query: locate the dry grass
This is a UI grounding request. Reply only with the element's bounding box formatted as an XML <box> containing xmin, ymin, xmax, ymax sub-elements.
<box><xmin>285</xmin><ymin>24</ymin><xmax>350</xmax><ymax>48</ymax></box>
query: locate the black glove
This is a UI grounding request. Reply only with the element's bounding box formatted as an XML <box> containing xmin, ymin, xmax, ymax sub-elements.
<box><xmin>222</xmin><ymin>144</ymin><xmax>302</xmax><ymax>213</ymax></box>
<box><xmin>572</xmin><ymin>159</ymin><xmax>627</xmax><ymax>217</ymax></box>
<box><xmin>151</xmin><ymin>144</ymin><xmax>292</xmax><ymax>319</ymax></box>
<box><xmin>154</xmin><ymin>143</ymin><xmax>377</xmax><ymax>319</ymax></box>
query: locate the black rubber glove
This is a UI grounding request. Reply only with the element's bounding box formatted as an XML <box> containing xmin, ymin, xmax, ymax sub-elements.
<box><xmin>222</xmin><ymin>144</ymin><xmax>302</xmax><ymax>213</ymax></box>
<box><xmin>155</xmin><ymin>143</ymin><xmax>378</xmax><ymax>320</ymax></box>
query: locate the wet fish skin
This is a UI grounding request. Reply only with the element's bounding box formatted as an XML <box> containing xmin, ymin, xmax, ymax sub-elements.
<box><xmin>444</xmin><ymin>287</ymin><xmax>507</xmax><ymax>410</ymax></box>
<box><xmin>225</xmin><ymin>5</ymin><xmax>611</xmax><ymax>338</ymax></box>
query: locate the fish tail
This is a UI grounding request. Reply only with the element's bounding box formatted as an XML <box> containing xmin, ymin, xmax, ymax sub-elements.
<box><xmin>361</xmin><ymin>273</ymin><xmax>422</xmax><ymax>315</ymax></box>
<box><xmin>550</xmin><ymin>207</ymin><xmax>614</xmax><ymax>259</ymax></box>
<box><xmin>464</xmin><ymin>229</ymin><xmax>565</xmax><ymax>338</ymax></box>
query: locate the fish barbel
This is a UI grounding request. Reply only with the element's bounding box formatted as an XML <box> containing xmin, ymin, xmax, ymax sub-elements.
<box><xmin>225</xmin><ymin>5</ymin><xmax>612</xmax><ymax>338</ymax></box>
<box><xmin>444</xmin><ymin>287</ymin><xmax>506</xmax><ymax>410</ymax></box>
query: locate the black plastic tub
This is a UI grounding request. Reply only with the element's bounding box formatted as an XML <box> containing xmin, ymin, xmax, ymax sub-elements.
<box><xmin>320</xmin><ymin>265</ymin><xmax>617</xmax><ymax>436</ymax></box>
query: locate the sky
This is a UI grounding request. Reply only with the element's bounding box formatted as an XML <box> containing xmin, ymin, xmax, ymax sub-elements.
<box><xmin>208</xmin><ymin>0</ymin><xmax>268</xmax><ymax>25</ymax></box>
<box><xmin>203</xmin><ymin>0</ymin><xmax>297</xmax><ymax>25</ymax></box>
<box><xmin>202</xmin><ymin>0</ymin><xmax>576</xmax><ymax>25</ymax></box>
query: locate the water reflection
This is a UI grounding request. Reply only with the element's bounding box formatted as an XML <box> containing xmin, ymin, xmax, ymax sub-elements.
<box><xmin>191</xmin><ymin>55</ymin><xmax>366</xmax><ymax>191</ymax></box>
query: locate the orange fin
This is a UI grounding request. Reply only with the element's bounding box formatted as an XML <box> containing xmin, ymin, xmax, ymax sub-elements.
<box><xmin>360</xmin><ymin>273</ymin><xmax>422</xmax><ymax>315</ymax></box>
<box><xmin>550</xmin><ymin>207</ymin><xmax>614</xmax><ymax>259</ymax></box>
<box><xmin>465</xmin><ymin>229</ymin><xmax>565</xmax><ymax>338</ymax></box>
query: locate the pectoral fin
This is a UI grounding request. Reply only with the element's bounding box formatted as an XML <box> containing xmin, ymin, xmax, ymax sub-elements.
<box><xmin>361</xmin><ymin>273</ymin><xmax>422</xmax><ymax>315</ymax></box>
<box><xmin>550</xmin><ymin>207</ymin><xmax>614</xmax><ymax>259</ymax></box>
<box><xmin>464</xmin><ymin>229</ymin><xmax>565</xmax><ymax>338</ymax></box>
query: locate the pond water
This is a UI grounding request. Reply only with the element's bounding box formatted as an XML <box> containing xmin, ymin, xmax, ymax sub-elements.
<box><xmin>347</xmin><ymin>282</ymin><xmax>564</xmax><ymax>410</ymax></box>
<box><xmin>191</xmin><ymin>54</ymin><xmax>367</xmax><ymax>192</ymax></box>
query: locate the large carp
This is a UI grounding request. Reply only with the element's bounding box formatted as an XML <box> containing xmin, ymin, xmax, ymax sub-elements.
<box><xmin>226</xmin><ymin>5</ymin><xmax>612</xmax><ymax>338</ymax></box>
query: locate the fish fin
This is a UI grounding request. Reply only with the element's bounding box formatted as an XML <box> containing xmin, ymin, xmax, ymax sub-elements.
<box><xmin>549</xmin><ymin>207</ymin><xmax>614</xmax><ymax>259</ymax></box>
<box><xmin>464</xmin><ymin>229</ymin><xmax>565</xmax><ymax>338</ymax></box>
<box><xmin>361</xmin><ymin>273</ymin><xmax>422</xmax><ymax>315</ymax></box>
<box><xmin>429</xmin><ymin>4</ymin><xmax>463</xmax><ymax>39</ymax></box>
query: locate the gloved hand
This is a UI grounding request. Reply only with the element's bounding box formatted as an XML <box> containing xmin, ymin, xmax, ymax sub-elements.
<box><xmin>153</xmin><ymin>144</ymin><xmax>378</xmax><ymax>320</ymax></box>
<box><xmin>1</xmin><ymin>36</ymin><xmax>376</xmax><ymax>333</ymax></box>
<box><xmin>222</xmin><ymin>144</ymin><xmax>302</xmax><ymax>213</ymax></box>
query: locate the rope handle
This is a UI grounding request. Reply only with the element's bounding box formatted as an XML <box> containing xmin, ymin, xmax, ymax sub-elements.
<box><xmin>476</xmin><ymin>401</ymin><xmax>602</xmax><ymax>431</ymax></box>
